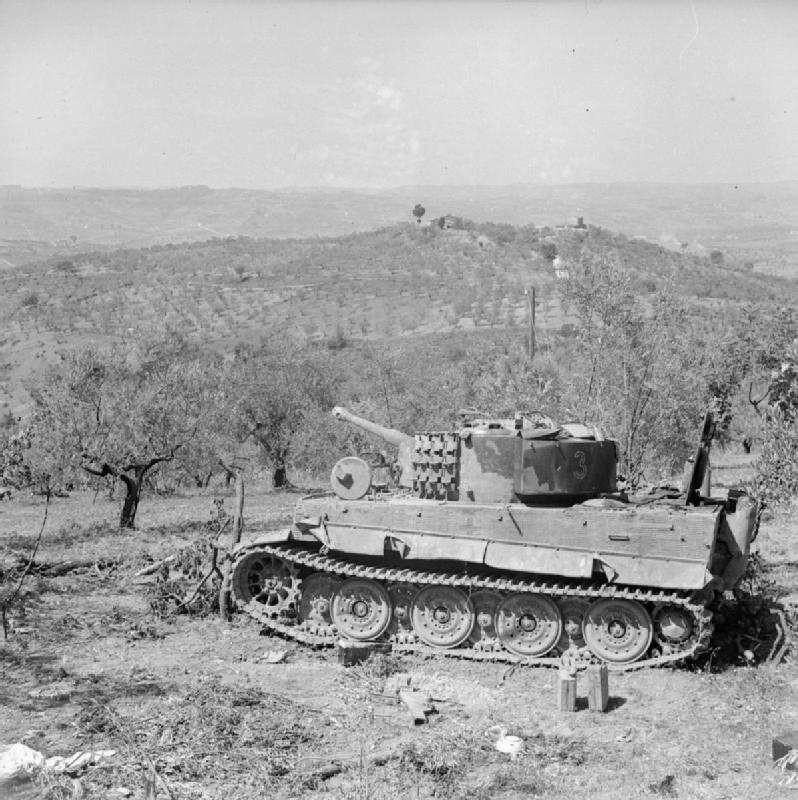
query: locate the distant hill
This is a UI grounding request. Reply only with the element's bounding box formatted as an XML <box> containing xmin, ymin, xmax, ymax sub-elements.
<box><xmin>2</xmin><ymin>182</ymin><xmax>798</xmax><ymax>277</ymax></box>
<box><xmin>1</xmin><ymin>218</ymin><xmax>795</xmax><ymax>422</ymax></box>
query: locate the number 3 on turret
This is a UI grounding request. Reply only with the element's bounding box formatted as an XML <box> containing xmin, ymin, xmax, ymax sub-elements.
<box><xmin>573</xmin><ymin>451</ymin><xmax>587</xmax><ymax>480</ymax></box>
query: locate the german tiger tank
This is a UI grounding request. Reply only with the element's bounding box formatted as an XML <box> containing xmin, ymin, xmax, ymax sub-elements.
<box><xmin>230</xmin><ymin>407</ymin><xmax>759</xmax><ymax>669</ymax></box>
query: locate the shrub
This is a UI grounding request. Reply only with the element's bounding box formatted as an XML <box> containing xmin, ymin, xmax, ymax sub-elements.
<box><xmin>752</xmin><ymin>339</ymin><xmax>798</xmax><ymax>505</ymax></box>
<box><xmin>754</xmin><ymin>412</ymin><xmax>798</xmax><ymax>506</ymax></box>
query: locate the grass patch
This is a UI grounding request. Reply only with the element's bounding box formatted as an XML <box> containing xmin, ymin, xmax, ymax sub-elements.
<box><xmin>67</xmin><ymin>681</ymin><xmax>331</xmax><ymax>799</ymax></box>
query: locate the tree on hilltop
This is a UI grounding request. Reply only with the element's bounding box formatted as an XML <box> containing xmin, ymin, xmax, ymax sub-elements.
<box><xmin>539</xmin><ymin>242</ymin><xmax>558</xmax><ymax>263</ymax></box>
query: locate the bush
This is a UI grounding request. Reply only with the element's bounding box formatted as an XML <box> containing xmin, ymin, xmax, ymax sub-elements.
<box><xmin>754</xmin><ymin>411</ymin><xmax>798</xmax><ymax>506</ymax></box>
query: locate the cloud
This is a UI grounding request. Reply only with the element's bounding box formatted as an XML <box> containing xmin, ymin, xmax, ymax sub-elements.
<box><xmin>294</xmin><ymin>68</ymin><xmax>420</xmax><ymax>186</ymax></box>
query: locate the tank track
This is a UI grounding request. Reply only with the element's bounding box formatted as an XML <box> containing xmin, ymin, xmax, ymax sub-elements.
<box><xmin>230</xmin><ymin>542</ymin><xmax>713</xmax><ymax>672</ymax></box>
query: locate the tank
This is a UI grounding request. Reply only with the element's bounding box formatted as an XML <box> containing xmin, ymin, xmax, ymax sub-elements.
<box><xmin>229</xmin><ymin>406</ymin><xmax>759</xmax><ymax>669</ymax></box>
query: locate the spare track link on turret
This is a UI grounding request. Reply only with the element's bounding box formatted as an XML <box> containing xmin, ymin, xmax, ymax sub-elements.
<box><xmin>230</xmin><ymin>542</ymin><xmax>713</xmax><ymax>672</ymax></box>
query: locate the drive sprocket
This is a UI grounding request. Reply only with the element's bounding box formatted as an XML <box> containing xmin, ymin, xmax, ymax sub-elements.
<box><xmin>231</xmin><ymin>551</ymin><xmax>300</xmax><ymax>618</ymax></box>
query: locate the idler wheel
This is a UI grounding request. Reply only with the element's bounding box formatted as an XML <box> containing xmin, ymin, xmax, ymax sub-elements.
<box><xmin>331</xmin><ymin>578</ymin><xmax>392</xmax><ymax>641</ymax></box>
<box><xmin>231</xmin><ymin>552</ymin><xmax>300</xmax><ymax>617</ymax></box>
<box><xmin>582</xmin><ymin>598</ymin><xmax>653</xmax><ymax>664</ymax></box>
<box><xmin>495</xmin><ymin>593</ymin><xmax>562</xmax><ymax>657</ymax></box>
<box><xmin>410</xmin><ymin>586</ymin><xmax>475</xmax><ymax>648</ymax></box>
<box><xmin>653</xmin><ymin>604</ymin><xmax>694</xmax><ymax>648</ymax></box>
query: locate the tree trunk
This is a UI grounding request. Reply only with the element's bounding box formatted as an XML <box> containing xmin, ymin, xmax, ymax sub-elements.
<box><xmin>219</xmin><ymin>466</ymin><xmax>245</xmax><ymax>621</ymax></box>
<box><xmin>272</xmin><ymin>463</ymin><xmax>287</xmax><ymax>489</ymax></box>
<box><xmin>119</xmin><ymin>468</ymin><xmax>145</xmax><ymax>529</ymax></box>
<box><xmin>84</xmin><ymin>454</ymin><xmax>175</xmax><ymax>530</ymax></box>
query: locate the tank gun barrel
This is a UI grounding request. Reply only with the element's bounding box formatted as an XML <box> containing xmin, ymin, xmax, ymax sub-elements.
<box><xmin>331</xmin><ymin>406</ymin><xmax>414</xmax><ymax>449</ymax></box>
<box><xmin>331</xmin><ymin>406</ymin><xmax>415</xmax><ymax>488</ymax></box>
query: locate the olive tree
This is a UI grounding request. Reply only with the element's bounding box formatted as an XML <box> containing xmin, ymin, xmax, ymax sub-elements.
<box><xmin>28</xmin><ymin>333</ymin><xmax>221</xmax><ymax>528</ymax></box>
<box><xmin>1</xmin><ymin>427</ymin><xmax>33</xmax><ymax>495</ymax></box>
<box><xmin>227</xmin><ymin>341</ymin><xmax>341</xmax><ymax>487</ymax></box>
<box><xmin>558</xmin><ymin>252</ymin><xmax>732</xmax><ymax>484</ymax></box>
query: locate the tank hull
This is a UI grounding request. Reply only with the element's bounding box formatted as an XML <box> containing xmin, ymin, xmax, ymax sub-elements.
<box><xmin>294</xmin><ymin>494</ymin><xmax>722</xmax><ymax>591</ymax></box>
<box><xmin>228</xmin><ymin>491</ymin><xmax>757</xmax><ymax>668</ymax></box>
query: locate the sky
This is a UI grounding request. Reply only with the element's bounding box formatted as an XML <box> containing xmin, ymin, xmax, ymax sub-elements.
<box><xmin>1</xmin><ymin>0</ymin><xmax>796</xmax><ymax>189</ymax></box>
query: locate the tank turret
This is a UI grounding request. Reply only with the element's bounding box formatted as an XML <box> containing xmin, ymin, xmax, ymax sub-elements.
<box><xmin>330</xmin><ymin>406</ymin><xmax>618</xmax><ymax>504</ymax></box>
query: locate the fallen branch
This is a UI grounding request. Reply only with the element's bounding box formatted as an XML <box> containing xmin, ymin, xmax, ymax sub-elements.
<box><xmin>768</xmin><ymin>608</ymin><xmax>791</xmax><ymax>664</ymax></box>
<box><xmin>174</xmin><ymin>545</ymin><xmax>223</xmax><ymax>612</ymax></box>
<box><xmin>150</xmin><ymin>520</ymin><xmax>230</xmax><ymax>614</ymax></box>
<box><xmin>15</xmin><ymin>558</ymin><xmax>120</xmax><ymax>577</ymax></box>
<box><xmin>134</xmin><ymin>556</ymin><xmax>177</xmax><ymax>577</ymax></box>
<box><xmin>296</xmin><ymin>744</ymin><xmax>402</xmax><ymax>784</ymax></box>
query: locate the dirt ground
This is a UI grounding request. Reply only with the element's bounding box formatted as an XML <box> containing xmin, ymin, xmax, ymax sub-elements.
<box><xmin>1</xmin><ymin>470</ymin><xmax>798</xmax><ymax>800</ymax></box>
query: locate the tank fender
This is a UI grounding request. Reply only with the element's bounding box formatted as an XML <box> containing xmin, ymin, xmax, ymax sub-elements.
<box><xmin>231</xmin><ymin>527</ymin><xmax>293</xmax><ymax>556</ymax></box>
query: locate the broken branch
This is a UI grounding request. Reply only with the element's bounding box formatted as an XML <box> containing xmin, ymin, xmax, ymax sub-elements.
<box><xmin>134</xmin><ymin>555</ymin><xmax>177</xmax><ymax>577</ymax></box>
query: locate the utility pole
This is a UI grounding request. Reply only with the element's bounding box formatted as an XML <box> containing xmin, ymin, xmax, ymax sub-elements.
<box><xmin>525</xmin><ymin>285</ymin><xmax>536</xmax><ymax>362</ymax></box>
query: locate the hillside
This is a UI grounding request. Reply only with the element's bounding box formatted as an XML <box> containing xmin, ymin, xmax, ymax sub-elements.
<box><xmin>3</xmin><ymin>182</ymin><xmax>798</xmax><ymax>277</ymax></box>
<box><xmin>1</xmin><ymin>219</ymin><xmax>795</xmax><ymax>423</ymax></box>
